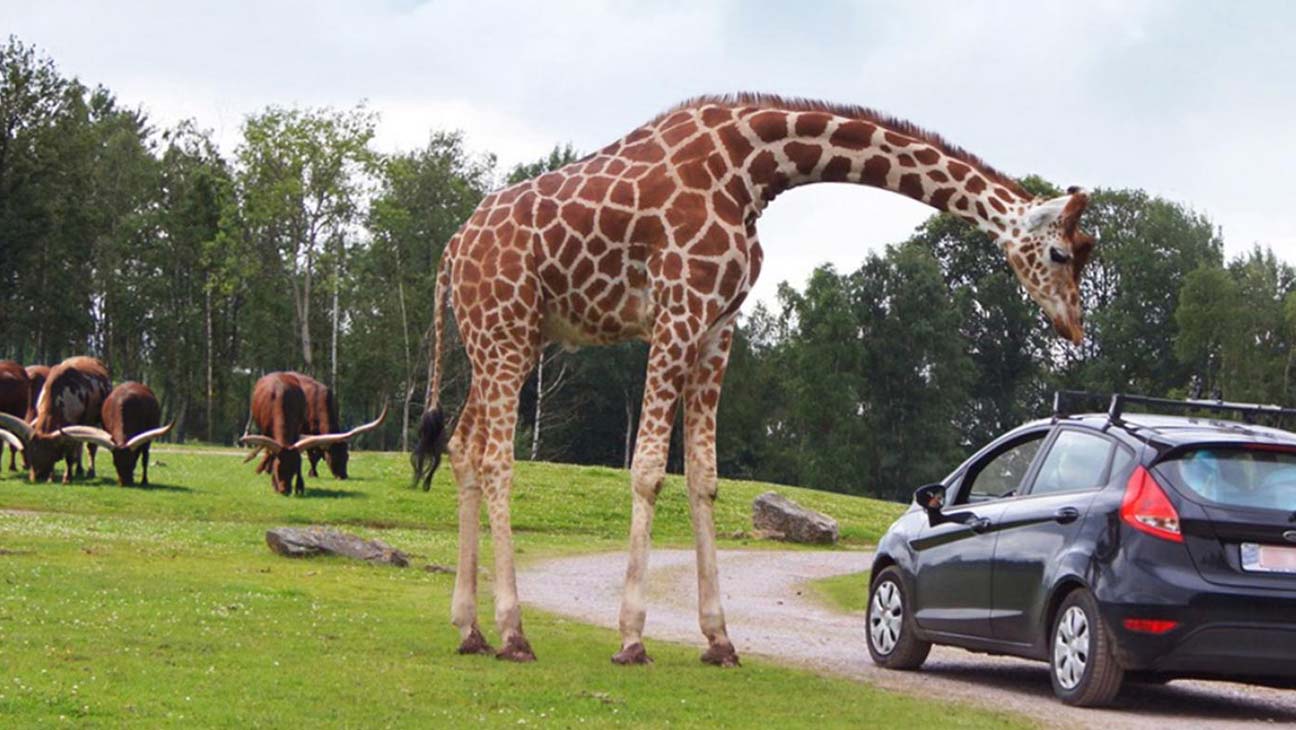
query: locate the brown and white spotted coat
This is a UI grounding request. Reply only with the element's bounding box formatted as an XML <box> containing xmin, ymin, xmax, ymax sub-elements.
<box><xmin>413</xmin><ymin>93</ymin><xmax>1095</xmax><ymax>665</ymax></box>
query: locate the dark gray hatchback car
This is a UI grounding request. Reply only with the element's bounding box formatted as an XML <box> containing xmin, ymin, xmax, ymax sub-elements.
<box><xmin>866</xmin><ymin>393</ymin><xmax>1296</xmax><ymax>706</ymax></box>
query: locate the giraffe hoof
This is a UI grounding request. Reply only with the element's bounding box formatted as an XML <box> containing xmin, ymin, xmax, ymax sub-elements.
<box><xmin>700</xmin><ymin>641</ymin><xmax>740</xmax><ymax>668</ymax></box>
<box><xmin>611</xmin><ymin>642</ymin><xmax>653</xmax><ymax>665</ymax></box>
<box><xmin>496</xmin><ymin>634</ymin><xmax>536</xmax><ymax>662</ymax></box>
<box><xmin>457</xmin><ymin>627</ymin><xmax>494</xmax><ymax>656</ymax></box>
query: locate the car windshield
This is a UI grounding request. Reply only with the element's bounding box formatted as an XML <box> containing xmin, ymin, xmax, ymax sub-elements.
<box><xmin>1155</xmin><ymin>447</ymin><xmax>1296</xmax><ymax>511</ymax></box>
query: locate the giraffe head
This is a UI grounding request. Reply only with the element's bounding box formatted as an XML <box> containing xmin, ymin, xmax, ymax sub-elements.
<box><xmin>1002</xmin><ymin>188</ymin><xmax>1095</xmax><ymax>344</ymax></box>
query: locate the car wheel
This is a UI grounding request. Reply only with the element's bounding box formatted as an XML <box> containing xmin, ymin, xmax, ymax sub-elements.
<box><xmin>866</xmin><ymin>566</ymin><xmax>931</xmax><ymax>670</ymax></box>
<box><xmin>1050</xmin><ymin>589</ymin><xmax>1124</xmax><ymax>706</ymax></box>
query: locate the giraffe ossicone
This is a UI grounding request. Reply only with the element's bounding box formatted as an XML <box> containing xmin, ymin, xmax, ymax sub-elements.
<box><xmin>411</xmin><ymin>92</ymin><xmax>1096</xmax><ymax>665</ymax></box>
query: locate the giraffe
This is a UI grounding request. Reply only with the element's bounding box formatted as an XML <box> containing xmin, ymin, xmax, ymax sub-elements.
<box><xmin>412</xmin><ymin>93</ymin><xmax>1096</xmax><ymax>665</ymax></box>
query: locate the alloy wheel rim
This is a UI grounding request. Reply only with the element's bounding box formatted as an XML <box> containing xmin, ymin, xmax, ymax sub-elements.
<box><xmin>869</xmin><ymin>580</ymin><xmax>903</xmax><ymax>655</ymax></box>
<box><xmin>1053</xmin><ymin>605</ymin><xmax>1090</xmax><ymax>690</ymax></box>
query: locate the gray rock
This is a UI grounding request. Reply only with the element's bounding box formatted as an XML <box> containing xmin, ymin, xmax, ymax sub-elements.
<box><xmin>751</xmin><ymin>492</ymin><xmax>839</xmax><ymax>544</ymax></box>
<box><xmin>265</xmin><ymin>526</ymin><xmax>410</xmax><ymax>567</ymax></box>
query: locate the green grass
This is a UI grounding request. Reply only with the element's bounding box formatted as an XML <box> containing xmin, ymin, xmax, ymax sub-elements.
<box><xmin>808</xmin><ymin>571</ymin><xmax>872</xmax><ymax>614</ymax></box>
<box><xmin>0</xmin><ymin>450</ymin><xmax>1028</xmax><ymax>729</ymax></box>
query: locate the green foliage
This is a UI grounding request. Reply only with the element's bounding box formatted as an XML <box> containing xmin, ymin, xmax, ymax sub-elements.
<box><xmin>5</xmin><ymin>34</ymin><xmax>1295</xmax><ymax>507</ymax></box>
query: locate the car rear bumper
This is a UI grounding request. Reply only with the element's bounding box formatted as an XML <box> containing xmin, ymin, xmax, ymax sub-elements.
<box><xmin>1096</xmin><ymin>561</ymin><xmax>1296</xmax><ymax>679</ymax></box>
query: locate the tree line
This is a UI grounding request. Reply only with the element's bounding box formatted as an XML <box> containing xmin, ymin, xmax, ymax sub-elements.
<box><xmin>3</xmin><ymin>37</ymin><xmax>1292</xmax><ymax>500</ymax></box>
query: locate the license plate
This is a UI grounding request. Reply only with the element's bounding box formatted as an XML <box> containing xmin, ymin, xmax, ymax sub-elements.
<box><xmin>1241</xmin><ymin>543</ymin><xmax>1296</xmax><ymax>573</ymax></box>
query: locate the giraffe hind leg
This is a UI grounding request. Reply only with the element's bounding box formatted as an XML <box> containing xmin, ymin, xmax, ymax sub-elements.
<box><xmin>449</xmin><ymin>386</ymin><xmax>492</xmax><ymax>655</ymax></box>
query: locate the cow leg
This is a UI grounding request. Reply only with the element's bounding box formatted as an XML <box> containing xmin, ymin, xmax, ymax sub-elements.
<box><xmin>308</xmin><ymin>448</ymin><xmax>321</xmax><ymax>478</ymax></box>
<box><xmin>6</xmin><ymin>442</ymin><xmax>15</xmax><ymax>471</ymax></box>
<box><xmin>450</xmin><ymin>385</ymin><xmax>490</xmax><ymax>654</ymax></box>
<box><xmin>86</xmin><ymin>444</ymin><xmax>97</xmax><ymax>479</ymax></box>
<box><xmin>141</xmin><ymin>444</ymin><xmax>151</xmax><ymax>486</ymax></box>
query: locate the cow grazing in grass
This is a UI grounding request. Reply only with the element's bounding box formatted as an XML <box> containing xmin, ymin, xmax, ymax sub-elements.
<box><xmin>0</xmin><ymin>356</ymin><xmax>111</xmax><ymax>482</ymax></box>
<box><xmin>294</xmin><ymin>372</ymin><xmax>355</xmax><ymax>479</ymax></box>
<box><xmin>239</xmin><ymin>372</ymin><xmax>385</xmax><ymax>496</ymax></box>
<box><xmin>61</xmin><ymin>382</ymin><xmax>173</xmax><ymax>486</ymax></box>
<box><xmin>0</xmin><ymin>360</ymin><xmax>29</xmax><ymax>472</ymax></box>
<box><xmin>24</xmin><ymin>364</ymin><xmax>49</xmax><ymax>422</ymax></box>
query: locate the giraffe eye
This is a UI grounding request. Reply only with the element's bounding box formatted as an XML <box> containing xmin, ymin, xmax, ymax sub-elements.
<box><xmin>1049</xmin><ymin>247</ymin><xmax>1072</xmax><ymax>264</ymax></box>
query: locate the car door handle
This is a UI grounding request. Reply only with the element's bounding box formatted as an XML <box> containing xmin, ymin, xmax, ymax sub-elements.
<box><xmin>1054</xmin><ymin>507</ymin><xmax>1081</xmax><ymax>524</ymax></box>
<box><xmin>969</xmin><ymin>517</ymin><xmax>992</xmax><ymax>534</ymax></box>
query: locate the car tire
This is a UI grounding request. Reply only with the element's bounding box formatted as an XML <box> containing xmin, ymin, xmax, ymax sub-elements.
<box><xmin>1050</xmin><ymin>589</ymin><xmax>1124</xmax><ymax>706</ymax></box>
<box><xmin>866</xmin><ymin>567</ymin><xmax>931</xmax><ymax>670</ymax></box>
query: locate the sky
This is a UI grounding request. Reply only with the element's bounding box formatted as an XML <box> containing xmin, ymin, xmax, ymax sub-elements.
<box><xmin>6</xmin><ymin>0</ymin><xmax>1296</xmax><ymax>309</ymax></box>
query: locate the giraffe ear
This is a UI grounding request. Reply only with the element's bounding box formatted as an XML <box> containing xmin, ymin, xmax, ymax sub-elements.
<box><xmin>1024</xmin><ymin>195</ymin><xmax>1071</xmax><ymax>231</ymax></box>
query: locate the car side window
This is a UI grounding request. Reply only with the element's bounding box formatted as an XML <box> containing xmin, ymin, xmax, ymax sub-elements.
<box><xmin>1107</xmin><ymin>445</ymin><xmax>1136</xmax><ymax>484</ymax></box>
<box><xmin>1029</xmin><ymin>430</ymin><xmax>1114</xmax><ymax>496</ymax></box>
<box><xmin>961</xmin><ymin>434</ymin><xmax>1047</xmax><ymax>503</ymax></box>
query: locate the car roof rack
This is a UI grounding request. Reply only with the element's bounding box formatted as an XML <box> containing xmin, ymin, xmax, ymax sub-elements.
<box><xmin>1053</xmin><ymin>390</ymin><xmax>1296</xmax><ymax>426</ymax></box>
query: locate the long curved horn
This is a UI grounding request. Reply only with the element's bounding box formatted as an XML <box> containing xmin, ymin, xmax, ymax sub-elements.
<box><xmin>0</xmin><ymin>412</ymin><xmax>34</xmax><ymax>443</ymax></box>
<box><xmin>0</xmin><ymin>428</ymin><xmax>24</xmax><ymax>452</ymax></box>
<box><xmin>292</xmin><ymin>403</ymin><xmax>388</xmax><ymax>451</ymax></box>
<box><xmin>239</xmin><ymin>434</ymin><xmax>283</xmax><ymax>454</ymax></box>
<box><xmin>59</xmin><ymin>426</ymin><xmax>118</xmax><ymax>451</ymax></box>
<box><xmin>125</xmin><ymin>421</ymin><xmax>175</xmax><ymax>451</ymax></box>
<box><xmin>243</xmin><ymin>445</ymin><xmax>265</xmax><ymax>463</ymax></box>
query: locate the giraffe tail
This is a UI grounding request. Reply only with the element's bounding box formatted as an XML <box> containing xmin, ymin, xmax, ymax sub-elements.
<box><xmin>411</xmin><ymin>248</ymin><xmax>453</xmax><ymax>491</ymax></box>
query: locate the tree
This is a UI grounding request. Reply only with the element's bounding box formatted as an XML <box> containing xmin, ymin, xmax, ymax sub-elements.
<box><xmin>233</xmin><ymin>106</ymin><xmax>376</xmax><ymax>375</ymax></box>
<box><xmin>361</xmin><ymin>131</ymin><xmax>495</xmax><ymax>449</ymax></box>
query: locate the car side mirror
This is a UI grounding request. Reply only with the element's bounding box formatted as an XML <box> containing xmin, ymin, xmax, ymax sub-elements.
<box><xmin>913</xmin><ymin>483</ymin><xmax>946</xmax><ymax>524</ymax></box>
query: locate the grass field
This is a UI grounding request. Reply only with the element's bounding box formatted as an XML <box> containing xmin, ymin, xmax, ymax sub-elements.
<box><xmin>807</xmin><ymin>571</ymin><xmax>872</xmax><ymax>614</ymax></box>
<box><xmin>0</xmin><ymin>448</ymin><xmax>1029</xmax><ymax>729</ymax></box>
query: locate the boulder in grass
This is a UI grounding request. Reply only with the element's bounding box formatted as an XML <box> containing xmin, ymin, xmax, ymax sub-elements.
<box><xmin>751</xmin><ymin>492</ymin><xmax>839</xmax><ymax>545</ymax></box>
<box><xmin>265</xmin><ymin>526</ymin><xmax>410</xmax><ymax>567</ymax></box>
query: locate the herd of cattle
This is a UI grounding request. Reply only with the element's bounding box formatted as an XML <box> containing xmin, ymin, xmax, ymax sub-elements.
<box><xmin>0</xmin><ymin>357</ymin><xmax>384</xmax><ymax>495</ymax></box>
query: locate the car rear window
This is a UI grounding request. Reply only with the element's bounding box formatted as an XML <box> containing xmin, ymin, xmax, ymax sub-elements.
<box><xmin>1155</xmin><ymin>447</ymin><xmax>1296</xmax><ymax>510</ymax></box>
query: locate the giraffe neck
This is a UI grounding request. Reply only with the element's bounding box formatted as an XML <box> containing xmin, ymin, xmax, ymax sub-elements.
<box><xmin>729</xmin><ymin>107</ymin><xmax>1034</xmax><ymax>240</ymax></box>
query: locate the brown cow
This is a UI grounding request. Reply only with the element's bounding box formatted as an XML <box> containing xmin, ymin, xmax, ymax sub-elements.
<box><xmin>239</xmin><ymin>372</ymin><xmax>384</xmax><ymax>496</ymax></box>
<box><xmin>0</xmin><ymin>356</ymin><xmax>111</xmax><ymax>482</ymax></box>
<box><xmin>25</xmin><ymin>364</ymin><xmax>49</xmax><ymax>422</ymax></box>
<box><xmin>0</xmin><ymin>360</ymin><xmax>29</xmax><ymax>472</ymax></box>
<box><xmin>293</xmin><ymin>372</ymin><xmax>378</xmax><ymax>480</ymax></box>
<box><xmin>61</xmin><ymin>382</ymin><xmax>173</xmax><ymax>486</ymax></box>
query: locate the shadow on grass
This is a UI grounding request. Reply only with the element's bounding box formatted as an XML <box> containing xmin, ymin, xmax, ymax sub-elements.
<box><xmin>301</xmin><ymin>487</ymin><xmax>366</xmax><ymax>499</ymax></box>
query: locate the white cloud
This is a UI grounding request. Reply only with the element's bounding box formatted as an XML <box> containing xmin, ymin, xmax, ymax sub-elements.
<box><xmin>5</xmin><ymin>0</ymin><xmax>1295</xmax><ymax>304</ymax></box>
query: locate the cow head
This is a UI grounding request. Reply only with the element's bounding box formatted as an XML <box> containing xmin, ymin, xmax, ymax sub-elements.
<box><xmin>240</xmin><ymin>406</ymin><xmax>385</xmax><ymax>494</ymax></box>
<box><xmin>60</xmin><ymin>423</ymin><xmax>174</xmax><ymax>486</ymax></box>
<box><xmin>0</xmin><ymin>413</ymin><xmax>67</xmax><ymax>482</ymax></box>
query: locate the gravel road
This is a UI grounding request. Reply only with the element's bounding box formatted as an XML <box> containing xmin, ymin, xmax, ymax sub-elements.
<box><xmin>518</xmin><ymin>549</ymin><xmax>1296</xmax><ymax>729</ymax></box>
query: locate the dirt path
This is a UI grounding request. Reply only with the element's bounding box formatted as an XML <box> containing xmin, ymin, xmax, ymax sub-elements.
<box><xmin>518</xmin><ymin>549</ymin><xmax>1296</xmax><ymax>729</ymax></box>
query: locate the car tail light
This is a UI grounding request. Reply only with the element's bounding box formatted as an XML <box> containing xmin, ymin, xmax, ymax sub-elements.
<box><xmin>1121</xmin><ymin>466</ymin><xmax>1183</xmax><ymax>543</ymax></box>
<box><xmin>1123</xmin><ymin>618</ymin><xmax>1179</xmax><ymax>634</ymax></box>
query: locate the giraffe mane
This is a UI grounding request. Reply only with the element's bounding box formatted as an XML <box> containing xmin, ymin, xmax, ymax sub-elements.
<box><xmin>657</xmin><ymin>92</ymin><xmax>1030</xmax><ymax>199</ymax></box>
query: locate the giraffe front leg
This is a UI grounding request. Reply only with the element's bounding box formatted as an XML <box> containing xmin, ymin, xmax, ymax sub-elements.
<box><xmin>614</xmin><ymin>331</ymin><xmax>691</xmax><ymax>665</ymax></box>
<box><xmin>612</xmin><ymin>448</ymin><xmax>666</xmax><ymax>665</ymax></box>
<box><xmin>685</xmin><ymin>322</ymin><xmax>739</xmax><ymax>667</ymax></box>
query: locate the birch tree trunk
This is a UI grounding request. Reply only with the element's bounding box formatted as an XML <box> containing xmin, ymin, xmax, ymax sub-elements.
<box><xmin>530</xmin><ymin>351</ymin><xmax>545</xmax><ymax>460</ymax></box>
<box><xmin>397</xmin><ymin>268</ymin><xmax>412</xmax><ymax>453</ymax></box>
<box><xmin>331</xmin><ymin>237</ymin><xmax>341</xmax><ymax>393</ymax></box>
<box><xmin>205</xmin><ymin>283</ymin><xmax>213</xmax><ymax>443</ymax></box>
<box><xmin>623</xmin><ymin>387</ymin><xmax>634</xmax><ymax>470</ymax></box>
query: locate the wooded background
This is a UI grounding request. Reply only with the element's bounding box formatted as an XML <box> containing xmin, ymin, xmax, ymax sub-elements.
<box><xmin>3</xmin><ymin>37</ymin><xmax>1290</xmax><ymax>500</ymax></box>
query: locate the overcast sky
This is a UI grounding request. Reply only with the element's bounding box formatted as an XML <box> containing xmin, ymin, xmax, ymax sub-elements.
<box><xmin>7</xmin><ymin>0</ymin><xmax>1295</xmax><ymax>308</ymax></box>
